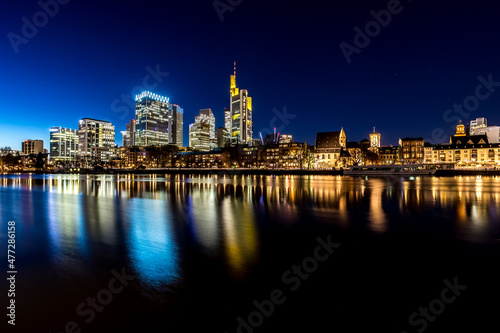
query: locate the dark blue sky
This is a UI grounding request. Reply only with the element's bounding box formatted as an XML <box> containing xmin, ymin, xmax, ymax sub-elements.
<box><xmin>2</xmin><ymin>0</ymin><xmax>500</xmax><ymax>150</ymax></box>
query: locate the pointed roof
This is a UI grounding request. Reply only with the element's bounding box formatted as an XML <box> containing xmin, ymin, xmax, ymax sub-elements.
<box><xmin>316</xmin><ymin>131</ymin><xmax>342</xmax><ymax>149</ymax></box>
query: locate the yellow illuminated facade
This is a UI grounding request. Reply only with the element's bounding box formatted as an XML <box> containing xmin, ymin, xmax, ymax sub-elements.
<box><xmin>227</xmin><ymin>62</ymin><xmax>253</xmax><ymax>145</ymax></box>
<box><xmin>428</xmin><ymin>122</ymin><xmax>500</xmax><ymax>166</ymax></box>
<box><xmin>455</xmin><ymin>120</ymin><xmax>466</xmax><ymax>136</ymax></box>
<box><xmin>370</xmin><ymin>127</ymin><xmax>381</xmax><ymax>148</ymax></box>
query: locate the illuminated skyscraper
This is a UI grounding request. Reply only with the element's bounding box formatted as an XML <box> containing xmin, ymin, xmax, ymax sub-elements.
<box><xmin>134</xmin><ymin>91</ymin><xmax>183</xmax><ymax>147</ymax></box>
<box><xmin>78</xmin><ymin>118</ymin><xmax>116</xmax><ymax>163</ymax></box>
<box><xmin>217</xmin><ymin>127</ymin><xmax>230</xmax><ymax>148</ymax></box>
<box><xmin>189</xmin><ymin>122</ymin><xmax>211</xmax><ymax>151</ymax></box>
<box><xmin>199</xmin><ymin>109</ymin><xmax>216</xmax><ymax>149</ymax></box>
<box><xmin>171</xmin><ymin>104</ymin><xmax>184</xmax><ymax>147</ymax></box>
<box><xmin>229</xmin><ymin>62</ymin><xmax>253</xmax><ymax>145</ymax></box>
<box><xmin>50</xmin><ymin>127</ymin><xmax>78</xmax><ymax>162</ymax></box>
<box><xmin>189</xmin><ymin>109</ymin><xmax>215</xmax><ymax>151</ymax></box>
<box><xmin>224</xmin><ymin>107</ymin><xmax>231</xmax><ymax>131</ymax></box>
<box><xmin>120</xmin><ymin>119</ymin><xmax>136</xmax><ymax>147</ymax></box>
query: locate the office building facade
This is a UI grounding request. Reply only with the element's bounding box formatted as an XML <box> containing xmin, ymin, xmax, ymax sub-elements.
<box><xmin>78</xmin><ymin>118</ymin><xmax>115</xmax><ymax>163</ymax></box>
<box><xmin>134</xmin><ymin>91</ymin><xmax>183</xmax><ymax>147</ymax></box>
<box><xmin>121</xmin><ymin>119</ymin><xmax>136</xmax><ymax>147</ymax></box>
<box><xmin>22</xmin><ymin>139</ymin><xmax>44</xmax><ymax>155</ymax></box>
<box><xmin>470</xmin><ymin>117</ymin><xmax>487</xmax><ymax>135</ymax></box>
<box><xmin>474</xmin><ymin>126</ymin><xmax>500</xmax><ymax>144</ymax></box>
<box><xmin>217</xmin><ymin>127</ymin><xmax>230</xmax><ymax>148</ymax></box>
<box><xmin>49</xmin><ymin>127</ymin><xmax>78</xmax><ymax>162</ymax></box>
<box><xmin>171</xmin><ymin>104</ymin><xmax>184</xmax><ymax>147</ymax></box>
<box><xmin>197</xmin><ymin>108</ymin><xmax>216</xmax><ymax>149</ymax></box>
<box><xmin>189</xmin><ymin>122</ymin><xmax>211</xmax><ymax>151</ymax></box>
<box><xmin>228</xmin><ymin>62</ymin><xmax>253</xmax><ymax>145</ymax></box>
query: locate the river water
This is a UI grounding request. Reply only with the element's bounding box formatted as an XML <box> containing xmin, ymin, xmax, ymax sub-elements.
<box><xmin>1</xmin><ymin>174</ymin><xmax>499</xmax><ymax>332</ymax></box>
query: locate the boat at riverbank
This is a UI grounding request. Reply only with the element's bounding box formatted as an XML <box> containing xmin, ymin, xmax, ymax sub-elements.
<box><xmin>344</xmin><ymin>164</ymin><xmax>438</xmax><ymax>176</ymax></box>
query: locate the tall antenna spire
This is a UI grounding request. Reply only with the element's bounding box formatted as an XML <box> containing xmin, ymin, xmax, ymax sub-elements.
<box><xmin>234</xmin><ymin>61</ymin><xmax>236</xmax><ymax>77</ymax></box>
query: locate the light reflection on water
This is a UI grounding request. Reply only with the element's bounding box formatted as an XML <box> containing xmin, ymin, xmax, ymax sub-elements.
<box><xmin>1</xmin><ymin>174</ymin><xmax>500</xmax><ymax>289</ymax></box>
<box><xmin>127</xmin><ymin>197</ymin><xmax>180</xmax><ymax>287</ymax></box>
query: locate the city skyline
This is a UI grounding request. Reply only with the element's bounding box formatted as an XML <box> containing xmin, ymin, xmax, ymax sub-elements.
<box><xmin>2</xmin><ymin>1</ymin><xmax>500</xmax><ymax>151</ymax></box>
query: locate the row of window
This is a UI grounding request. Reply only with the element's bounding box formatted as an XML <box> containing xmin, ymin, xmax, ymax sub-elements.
<box><xmin>316</xmin><ymin>154</ymin><xmax>338</xmax><ymax>160</ymax></box>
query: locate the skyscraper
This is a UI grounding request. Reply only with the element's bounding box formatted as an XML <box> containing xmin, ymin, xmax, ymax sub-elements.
<box><xmin>135</xmin><ymin>91</ymin><xmax>171</xmax><ymax>146</ymax></box>
<box><xmin>171</xmin><ymin>104</ymin><xmax>184</xmax><ymax>147</ymax></box>
<box><xmin>134</xmin><ymin>91</ymin><xmax>183</xmax><ymax>147</ymax></box>
<box><xmin>120</xmin><ymin>119</ymin><xmax>136</xmax><ymax>147</ymax></box>
<box><xmin>189</xmin><ymin>109</ymin><xmax>215</xmax><ymax>151</ymax></box>
<box><xmin>189</xmin><ymin>122</ymin><xmax>211</xmax><ymax>151</ymax></box>
<box><xmin>217</xmin><ymin>127</ymin><xmax>230</xmax><ymax>148</ymax></box>
<box><xmin>198</xmin><ymin>108</ymin><xmax>216</xmax><ymax>149</ymax></box>
<box><xmin>224</xmin><ymin>107</ymin><xmax>231</xmax><ymax>132</ymax></box>
<box><xmin>229</xmin><ymin>62</ymin><xmax>253</xmax><ymax>145</ymax></box>
<box><xmin>50</xmin><ymin>127</ymin><xmax>78</xmax><ymax>162</ymax></box>
<box><xmin>78</xmin><ymin>118</ymin><xmax>115</xmax><ymax>163</ymax></box>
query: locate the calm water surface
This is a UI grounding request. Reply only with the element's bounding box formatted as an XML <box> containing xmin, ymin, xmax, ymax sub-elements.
<box><xmin>1</xmin><ymin>174</ymin><xmax>500</xmax><ymax>332</ymax></box>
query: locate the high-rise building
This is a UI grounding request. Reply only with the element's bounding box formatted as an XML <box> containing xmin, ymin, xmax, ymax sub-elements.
<box><xmin>78</xmin><ymin>118</ymin><xmax>115</xmax><ymax>163</ymax></box>
<box><xmin>189</xmin><ymin>122</ymin><xmax>211</xmax><ymax>151</ymax></box>
<box><xmin>470</xmin><ymin>117</ymin><xmax>487</xmax><ymax>135</ymax></box>
<box><xmin>171</xmin><ymin>104</ymin><xmax>184</xmax><ymax>147</ymax></box>
<box><xmin>134</xmin><ymin>91</ymin><xmax>183</xmax><ymax>147</ymax></box>
<box><xmin>189</xmin><ymin>109</ymin><xmax>216</xmax><ymax>151</ymax></box>
<box><xmin>229</xmin><ymin>62</ymin><xmax>253</xmax><ymax>145</ymax></box>
<box><xmin>475</xmin><ymin>126</ymin><xmax>500</xmax><ymax>143</ymax></box>
<box><xmin>49</xmin><ymin>127</ymin><xmax>78</xmax><ymax>162</ymax></box>
<box><xmin>121</xmin><ymin>119</ymin><xmax>136</xmax><ymax>147</ymax></box>
<box><xmin>217</xmin><ymin>127</ymin><xmax>230</xmax><ymax>148</ymax></box>
<box><xmin>197</xmin><ymin>109</ymin><xmax>216</xmax><ymax>149</ymax></box>
<box><xmin>135</xmin><ymin>91</ymin><xmax>171</xmax><ymax>146</ymax></box>
<box><xmin>224</xmin><ymin>107</ymin><xmax>231</xmax><ymax>131</ymax></box>
<box><xmin>22</xmin><ymin>139</ymin><xmax>44</xmax><ymax>155</ymax></box>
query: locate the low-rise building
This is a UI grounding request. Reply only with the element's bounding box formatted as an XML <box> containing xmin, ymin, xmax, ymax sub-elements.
<box><xmin>314</xmin><ymin>129</ymin><xmax>347</xmax><ymax>168</ymax></box>
<box><xmin>399</xmin><ymin>137</ymin><xmax>424</xmax><ymax>163</ymax></box>
<box><xmin>428</xmin><ymin>123</ymin><xmax>500</xmax><ymax>166</ymax></box>
<box><xmin>173</xmin><ymin>150</ymin><xmax>230</xmax><ymax>168</ymax></box>
<box><xmin>378</xmin><ymin>146</ymin><xmax>400</xmax><ymax>164</ymax></box>
<box><xmin>261</xmin><ymin>141</ymin><xmax>310</xmax><ymax>168</ymax></box>
<box><xmin>22</xmin><ymin>139</ymin><xmax>44</xmax><ymax>155</ymax></box>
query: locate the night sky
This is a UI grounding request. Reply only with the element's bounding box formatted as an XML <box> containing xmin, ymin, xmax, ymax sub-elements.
<box><xmin>1</xmin><ymin>0</ymin><xmax>500</xmax><ymax>150</ymax></box>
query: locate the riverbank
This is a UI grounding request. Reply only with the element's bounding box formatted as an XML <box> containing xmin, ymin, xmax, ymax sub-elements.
<box><xmin>3</xmin><ymin>168</ymin><xmax>500</xmax><ymax>176</ymax></box>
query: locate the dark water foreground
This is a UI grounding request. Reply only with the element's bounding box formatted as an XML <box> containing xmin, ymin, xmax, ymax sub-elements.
<box><xmin>1</xmin><ymin>174</ymin><xmax>499</xmax><ymax>332</ymax></box>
